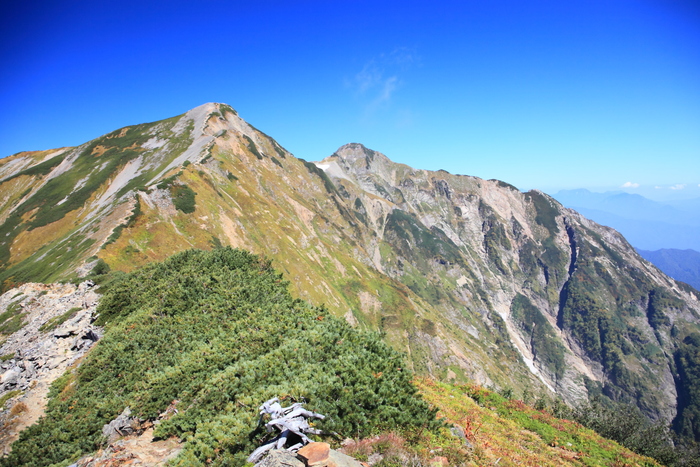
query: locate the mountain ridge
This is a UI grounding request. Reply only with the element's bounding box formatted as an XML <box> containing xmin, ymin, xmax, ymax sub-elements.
<box><xmin>1</xmin><ymin>103</ymin><xmax>699</xmax><ymax>440</ymax></box>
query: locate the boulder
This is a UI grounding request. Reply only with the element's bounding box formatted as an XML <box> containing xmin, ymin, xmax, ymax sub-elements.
<box><xmin>1</xmin><ymin>368</ymin><xmax>21</xmax><ymax>389</ymax></box>
<box><xmin>323</xmin><ymin>450</ymin><xmax>366</xmax><ymax>467</ymax></box>
<box><xmin>254</xmin><ymin>449</ymin><xmax>305</xmax><ymax>467</ymax></box>
<box><xmin>101</xmin><ymin>407</ymin><xmax>142</xmax><ymax>442</ymax></box>
<box><xmin>297</xmin><ymin>442</ymin><xmax>330</xmax><ymax>465</ymax></box>
<box><xmin>54</xmin><ymin>325</ymin><xmax>79</xmax><ymax>338</ymax></box>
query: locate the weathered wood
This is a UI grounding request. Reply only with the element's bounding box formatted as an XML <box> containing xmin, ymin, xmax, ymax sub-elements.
<box><xmin>247</xmin><ymin>398</ymin><xmax>326</xmax><ymax>464</ymax></box>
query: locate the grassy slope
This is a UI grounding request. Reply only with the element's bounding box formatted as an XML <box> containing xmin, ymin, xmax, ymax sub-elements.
<box><xmin>417</xmin><ymin>379</ymin><xmax>660</xmax><ymax>467</ymax></box>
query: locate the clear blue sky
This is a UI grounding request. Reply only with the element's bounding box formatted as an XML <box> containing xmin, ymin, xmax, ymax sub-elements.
<box><xmin>1</xmin><ymin>0</ymin><xmax>698</xmax><ymax>199</ymax></box>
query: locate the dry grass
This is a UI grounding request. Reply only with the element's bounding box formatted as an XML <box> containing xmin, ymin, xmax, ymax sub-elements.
<box><xmin>340</xmin><ymin>432</ymin><xmax>436</xmax><ymax>466</ymax></box>
<box><xmin>414</xmin><ymin>378</ymin><xmax>661</xmax><ymax>467</ymax></box>
<box><xmin>10</xmin><ymin>209</ymin><xmax>80</xmax><ymax>264</ymax></box>
<box><xmin>9</xmin><ymin>402</ymin><xmax>27</xmax><ymax>417</ymax></box>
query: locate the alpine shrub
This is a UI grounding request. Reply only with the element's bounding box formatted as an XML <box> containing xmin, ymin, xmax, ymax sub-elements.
<box><xmin>3</xmin><ymin>248</ymin><xmax>440</xmax><ymax>467</ymax></box>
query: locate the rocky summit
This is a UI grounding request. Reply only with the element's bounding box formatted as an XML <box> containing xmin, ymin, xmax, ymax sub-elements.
<box><xmin>0</xmin><ymin>102</ymin><xmax>699</xmax><ymax>441</ymax></box>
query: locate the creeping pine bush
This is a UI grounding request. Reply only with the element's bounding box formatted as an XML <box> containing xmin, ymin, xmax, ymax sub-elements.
<box><xmin>4</xmin><ymin>248</ymin><xmax>440</xmax><ymax>467</ymax></box>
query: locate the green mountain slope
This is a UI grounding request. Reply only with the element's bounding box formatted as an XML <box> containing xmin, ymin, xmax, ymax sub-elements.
<box><xmin>1</xmin><ymin>248</ymin><xmax>667</xmax><ymax>467</ymax></box>
<box><xmin>2</xmin><ymin>248</ymin><xmax>440</xmax><ymax>466</ymax></box>
<box><xmin>1</xmin><ymin>103</ymin><xmax>699</xmax><ymax>440</ymax></box>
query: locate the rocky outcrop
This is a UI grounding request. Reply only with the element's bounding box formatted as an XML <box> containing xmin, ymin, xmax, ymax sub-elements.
<box><xmin>0</xmin><ymin>281</ymin><xmax>101</xmax><ymax>453</ymax></box>
<box><xmin>254</xmin><ymin>444</ymin><xmax>366</xmax><ymax>467</ymax></box>
<box><xmin>101</xmin><ymin>407</ymin><xmax>144</xmax><ymax>443</ymax></box>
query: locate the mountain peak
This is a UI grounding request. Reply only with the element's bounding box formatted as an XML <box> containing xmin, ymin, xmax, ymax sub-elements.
<box><xmin>334</xmin><ymin>143</ymin><xmax>382</xmax><ymax>160</ymax></box>
<box><xmin>327</xmin><ymin>143</ymin><xmax>394</xmax><ymax>170</ymax></box>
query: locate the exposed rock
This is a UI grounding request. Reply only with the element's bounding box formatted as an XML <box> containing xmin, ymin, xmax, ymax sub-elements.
<box><xmin>53</xmin><ymin>324</ymin><xmax>80</xmax><ymax>338</ymax></box>
<box><xmin>322</xmin><ymin>450</ymin><xmax>366</xmax><ymax>467</ymax></box>
<box><xmin>255</xmin><ymin>449</ymin><xmax>305</xmax><ymax>467</ymax></box>
<box><xmin>0</xmin><ymin>368</ymin><xmax>21</xmax><ymax>389</ymax></box>
<box><xmin>102</xmin><ymin>407</ymin><xmax>143</xmax><ymax>443</ymax></box>
<box><xmin>297</xmin><ymin>442</ymin><xmax>331</xmax><ymax>465</ymax></box>
<box><xmin>0</xmin><ymin>281</ymin><xmax>101</xmax><ymax>454</ymax></box>
<box><xmin>449</xmin><ymin>424</ymin><xmax>473</xmax><ymax>448</ymax></box>
<box><xmin>72</xmin><ymin>428</ymin><xmax>182</xmax><ymax>467</ymax></box>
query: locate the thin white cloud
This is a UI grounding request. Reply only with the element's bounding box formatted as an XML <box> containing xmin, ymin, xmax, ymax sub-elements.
<box><xmin>654</xmin><ymin>184</ymin><xmax>690</xmax><ymax>190</ymax></box>
<box><xmin>621</xmin><ymin>182</ymin><xmax>639</xmax><ymax>188</ymax></box>
<box><xmin>354</xmin><ymin>62</ymin><xmax>383</xmax><ymax>95</ymax></box>
<box><xmin>348</xmin><ymin>48</ymin><xmax>419</xmax><ymax>116</ymax></box>
<box><xmin>377</xmin><ymin>76</ymin><xmax>398</xmax><ymax>104</ymax></box>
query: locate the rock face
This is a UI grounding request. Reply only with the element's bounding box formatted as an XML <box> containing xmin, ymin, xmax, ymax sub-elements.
<box><xmin>1</xmin><ymin>103</ymin><xmax>699</xmax><ymax>432</ymax></box>
<box><xmin>255</xmin><ymin>444</ymin><xmax>365</xmax><ymax>467</ymax></box>
<box><xmin>101</xmin><ymin>407</ymin><xmax>143</xmax><ymax>443</ymax></box>
<box><xmin>0</xmin><ymin>281</ymin><xmax>101</xmax><ymax>453</ymax></box>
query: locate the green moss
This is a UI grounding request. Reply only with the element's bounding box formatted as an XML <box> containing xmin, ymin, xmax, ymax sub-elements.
<box><xmin>489</xmin><ymin>179</ymin><xmax>519</xmax><ymax>191</ymax></box>
<box><xmin>384</xmin><ymin>209</ymin><xmax>463</xmax><ymax>268</ymax></box>
<box><xmin>156</xmin><ymin>171</ymin><xmax>183</xmax><ymax>190</ymax></box>
<box><xmin>0</xmin><ymin>306</ymin><xmax>26</xmax><ymax>334</ymax></box>
<box><xmin>647</xmin><ymin>287</ymin><xmax>680</xmax><ymax>330</ymax></box>
<box><xmin>0</xmin><ymin>116</ymin><xmax>189</xmax><ymax>272</ymax></box>
<box><xmin>218</xmin><ymin>103</ymin><xmax>237</xmax><ymax>117</ymax></box>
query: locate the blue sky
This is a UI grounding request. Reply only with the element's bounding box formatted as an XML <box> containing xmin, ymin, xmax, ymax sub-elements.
<box><xmin>1</xmin><ymin>0</ymin><xmax>698</xmax><ymax>199</ymax></box>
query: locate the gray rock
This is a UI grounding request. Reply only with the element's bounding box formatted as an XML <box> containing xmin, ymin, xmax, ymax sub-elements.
<box><xmin>54</xmin><ymin>325</ymin><xmax>79</xmax><ymax>338</ymax></box>
<box><xmin>254</xmin><ymin>449</ymin><xmax>305</xmax><ymax>467</ymax></box>
<box><xmin>102</xmin><ymin>407</ymin><xmax>143</xmax><ymax>442</ymax></box>
<box><xmin>327</xmin><ymin>450</ymin><xmax>366</xmax><ymax>467</ymax></box>
<box><xmin>1</xmin><ymin>368</ymin><xmax>21</xmax><ymax>388</ymax></box>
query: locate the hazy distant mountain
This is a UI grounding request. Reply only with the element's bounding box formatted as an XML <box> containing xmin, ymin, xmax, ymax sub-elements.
<box><xmin>552</xmin><ymin>189</ymin><xmax>700</xmax><ymax>251</ymax></box>
<box><xmin>637</xmin><ymin>248</ymin><xmax>700</xmax><ymax>291</ymax></box>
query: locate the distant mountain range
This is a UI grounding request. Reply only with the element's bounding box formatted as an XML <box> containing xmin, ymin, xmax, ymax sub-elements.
<box><xmin>552</xmin><ymin>189</ymin><xmax>700</xmax><ymax>292</ymax></box>
<box><xmin>552</xmin><ymin>189</ymin><xmax>700</xmax><ymax>251</ymax></box>
<box><xmin>637</xmin><ymin>249</ymin><xmax>700</xmax><ymax>291</ymax></box>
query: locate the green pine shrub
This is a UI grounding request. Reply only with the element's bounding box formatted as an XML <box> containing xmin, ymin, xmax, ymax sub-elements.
<box><xmin>3</xmin><ymin>248</ymin><xmax>440</xmax><ymax>467</ymax></box>
<box><xmin>171</xmin><ymin>184</ymin><xmax>197</xmax><ymax>213</ymax></box>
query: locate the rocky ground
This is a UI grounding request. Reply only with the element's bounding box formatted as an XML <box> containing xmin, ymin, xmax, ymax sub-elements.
<box><xmin>0</xmin><ymin>281</ymin><xmax>101</xmax><ymax>454</ymax></box>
